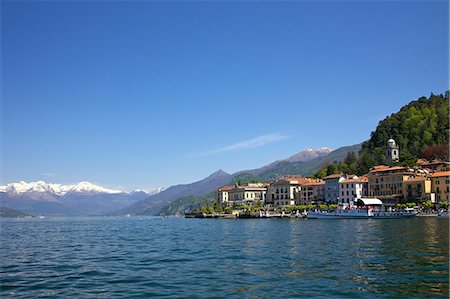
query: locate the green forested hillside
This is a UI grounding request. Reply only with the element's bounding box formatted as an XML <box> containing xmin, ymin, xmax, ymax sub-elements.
<box><xmin>158</xmin><ymin>193</ymin><xmax>216</xmax><ymax>216</ymax></box>
<box><xmin>361</xmin><ymin>92</ymin><xmax>448</xmax><ymax>162</ymax></box>
<box><xmin>0</xmin><ymin>207</ymin><xmax>32</xmax><ymax>218</ymax></box>
<box><xmin>314</xmin><ymin>92</ymin><xmax>449</xmax><ymax>177</ymax></box>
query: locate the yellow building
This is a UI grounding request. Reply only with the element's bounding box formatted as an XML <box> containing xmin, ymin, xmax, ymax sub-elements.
<box><xmin>266</xmin><ymin>177</ymin><xmax>312</xmax><ymax>207</ymax></box>
<box><xmin>430</xmin><ymin>171</ymin><xmax>450</xmax><ymax>202</ymax></box>
<box><xmin>367</xmin><ymin>166</ymin><xmax>417</xmax><ymax>203</ymax></box>
<box><xmin>418</xmin><ymin>160</ymin><xmax>450</xmax><ymax>172</ymax></box>
<box><xmin>402</xmin><ymin>177</ymin><xmax>432</xmax><ymax>202</ymax></box>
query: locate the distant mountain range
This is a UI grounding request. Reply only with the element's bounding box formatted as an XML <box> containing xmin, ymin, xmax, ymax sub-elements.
<box><xmin>0</xmin><ymin>181</ymin><xmax>163</xmax><ymax>216</ymax></box>
<box><xmin>0</xmin><ymin>146</ymin><xmax>359</xmax><ymax>217</ymax></box>
<box><xmin>247</xmin><ymin>144</ymin><xmax>361</xmax><ymax>180</ymax></box>
<box><xmin>113</xmin><ymin>170</ymin><xmax>233</xmax><ymax>216</ymax></box>
<box><xmin>120</xmin><ymin>145</ymin><xmax>360</xmax><ymax>216</ymax></box>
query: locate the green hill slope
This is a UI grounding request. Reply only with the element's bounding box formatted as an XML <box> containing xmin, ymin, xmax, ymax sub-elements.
<box><xmin>314</xmin><ymin>92</ymin><xmax>449</xmax><ymax>176</ymax></box>
<box><xmin>0</xmin><ymin>206</ymin><xmax>32</xmax><ymax>218</ymax></box>
<box><xmin>360</xmin><ymin>92</ymin><xmax>449</xmax><ymax>165</ymax></box>
<box><xmin>159</xmin><ymin>193</ymin><xmax>215</xmax><ymax>216</ymax></box>
<box><xmin>257</xmin><ymin>144</ymin><xmax>361</xmax><ymax>180</ymax></box>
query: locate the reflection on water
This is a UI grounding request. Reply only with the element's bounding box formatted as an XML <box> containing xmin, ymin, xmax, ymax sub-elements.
<box><xmin>0</xmin><ymin>217</ymin><xmax>448</xmax><ymax>298</ymax></box>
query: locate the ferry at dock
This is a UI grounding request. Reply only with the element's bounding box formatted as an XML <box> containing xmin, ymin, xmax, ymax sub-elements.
<box><xmin>307</xmin><ymin>198</ymin><xmax>417</xmax><ymax>219</ymax></box>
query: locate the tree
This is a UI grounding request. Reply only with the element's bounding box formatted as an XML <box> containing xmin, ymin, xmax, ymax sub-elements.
<box><xmin>420</xmin><ymin>201</ymin><xmax>432</xmax><ymax>212</ymax></box>
<box><xmin>439</xmin><ymin>201</ymin><xmax>449</xmax><ymax>211</ymax></box>
<box><xmin>395</xmin><ymin>150</ymin><xmax>418</xmax><ymax>167</ymax></box>
<box><xmin>313</xmin><ymin>167</ymin><xmax>328</xmax><ymax>179</ymax></box>
<box><xmin>355</xmin><ymin>93</ymin><xmax>449</xmax><ymax>171</ymax></box>
<box><xmin>344</xmin><ymin>152</ymin><xmax>357</xmax><ymax>165</ymax></box>
<box><xmin>326</xmin><ymin>164</ymin><xmax>338</xmax><ymax>176</ymax></box>
<box><xmin>420</xmin><ymin>144</ymin><xmax>450</xmax><ymax>161</ymax></box>
<box><xmin>319</xmin><ymin>204</ymin><xmax>328</xmax><ymax>210</ymax></box>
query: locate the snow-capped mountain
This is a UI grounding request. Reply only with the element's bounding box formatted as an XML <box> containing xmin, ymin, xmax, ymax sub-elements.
<box><xmin>284</xmin><ymin>147</ymin><xmax>333</xmax><ymax>163</ymax></box>
<box><xmin>0</xmin><ymin>181</ymin><xmax>123</xmax><ymax>196</ymax></box>
<box><xmin>0</xmin><ymin>181</ymin><xmax>164</xmax><ymax>216</ymax></box>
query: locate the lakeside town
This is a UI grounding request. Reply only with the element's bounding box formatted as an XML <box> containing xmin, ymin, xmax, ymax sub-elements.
<box><xmin>188</xmin><ymin>139</ymin><xmax>450</xmax><ymax>218</ymax></box>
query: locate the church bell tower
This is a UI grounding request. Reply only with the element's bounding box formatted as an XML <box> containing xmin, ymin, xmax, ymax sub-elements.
<box><xmin>386</xmin><ymin>138</ymin><xmax>399</xmax><ymax>166</ymax></box>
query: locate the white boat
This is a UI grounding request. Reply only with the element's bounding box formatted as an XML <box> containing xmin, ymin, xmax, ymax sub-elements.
<box><xmin>307</xmin><ymin>198</ymin><xmax>417</xmax><ymax>219</ymax></box>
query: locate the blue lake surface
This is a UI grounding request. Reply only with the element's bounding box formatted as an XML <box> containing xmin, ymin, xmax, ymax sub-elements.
<box><xmin>1</xmin><ymin>217</ymin><xmax>448</xmax><ymax>298</ymax></box>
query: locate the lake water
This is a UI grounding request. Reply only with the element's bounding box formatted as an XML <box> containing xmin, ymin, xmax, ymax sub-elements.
<box><xmin>1</xmin><ymin>217</ymin><xmax>448</xmax><ymax>298</ymax></box>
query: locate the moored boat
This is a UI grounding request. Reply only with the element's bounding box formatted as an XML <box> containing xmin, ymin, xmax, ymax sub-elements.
<box><xmin>307</xmin><ymin>198</ymin><xmax>417</xmax><ymax>219</ymax></box>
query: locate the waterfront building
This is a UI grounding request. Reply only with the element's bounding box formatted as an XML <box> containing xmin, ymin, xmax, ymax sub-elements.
<box><xmin>430</xmin><ymin>171</ymin><xmax>450</xmax><ymax>202</ymax></box>
<box><xmin>217</xmin><ymin>185</ymin><xmax>233</xmax><ymax>204</ymax></box>
<box><xmin>227</xmin><ymin>183</ymin><xmax>267</xmax><ymax>205</ymax></box>
<box><xmin>297</xmin><ymin>180</ymin><xmax>325</xmax><ymax>205</ymax></box>
<box><xmin>402</xmin><ymin>177</ymin><xmax>432</xmax><ymax>202</ymax></box>
<box><xmin>417</xmin><ymin>159</ymin><xmax>450</xmax><ymax>172</ymax></box>
<box><xmin>367</xmin><ymin>166</ymin><xmax>419</xmax><ymax>205</ymax></box>
<box><xmin>338</xmin><ymin>176</ymin><xmax>368</xmax><ymax>207</ymax></box>
<box><xmin>386</xmin><ymin>138</ymin><xmax>399</xmax><ymax>166</ymax></box>
<box><xmin>323</xmin><ymin>173</ymin><xmax>352</xmax><ymax>203</ymax></box>
<box><xmin>266</xmin><ymin>177</ymin><xmax>311</xmax><ymax>207</ymax></box>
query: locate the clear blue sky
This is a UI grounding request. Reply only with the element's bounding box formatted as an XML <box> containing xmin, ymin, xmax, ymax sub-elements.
<box><xmin>1</xmin><ymin>0</ymin><xmax>448</xmax><ymax>191</ymax></box>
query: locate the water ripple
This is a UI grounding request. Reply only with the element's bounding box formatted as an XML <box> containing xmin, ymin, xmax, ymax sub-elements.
<box><xmin>0</xmin><ymin>217</ymin><xmax>448</xmax><ymax>298</ymax></box>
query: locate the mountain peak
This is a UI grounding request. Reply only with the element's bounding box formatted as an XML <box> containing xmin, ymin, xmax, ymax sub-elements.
<box><xmin>208</xmin><ymin>169</ymin><xmax>230</xmax><ymax>178</ymax></box>
<box><xmin>284</xmin><ymin>147</ymin><xmax>333</xmax><ymax>163</ymax></box>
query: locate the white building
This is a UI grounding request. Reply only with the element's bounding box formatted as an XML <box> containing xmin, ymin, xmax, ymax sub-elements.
<box><xmin>338</xmin><ymin>176</ymin><xmax>368</xmax><ymax>207</ymax></box>
<box><xmin>323</xmin><ymin>173</ymin><xmax>347</xmax><ymax>203</ymax></box>
<box><xmin>227</xmin><ymin>183</ymin><xmax>267</xmax><ymax>205</ymax></box>
<box><xmin>217</xmin><ymin>186</ymin><xmax>233</xmax><ymax>204</ymax></box>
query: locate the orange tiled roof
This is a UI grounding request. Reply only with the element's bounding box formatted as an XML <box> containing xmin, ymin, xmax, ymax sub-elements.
<box><xmin>340</xmin><ymin>178</ymin><xmax>368</xmax><ymax>184</ymax></box>
<box><xmin>322</xmin><ymin>173</ymin><xmax>342</xmax><ymax>179</ymax></box>
<box><xmin>359</xmin><ymin>175</ymin><xmax>369</xmax><ymax>181</ymax></box>
<box><xmin>301</xmin><ymin>181</ymin><xmax>325</xmax><ymax>187</ymax></box>
<box><xmin>417</xmin><ymin>158</ymin><xmax>428</xmax><ymax>165</ymax></box>
<box><xmin>218</xmin><ymin>185</ymin><xmax>233</xmax><ymax>191</ymax></box>
<box><xmin>372</xmin><ymin>165</ymin><xmax>390</xmax><ymax>170</ymax></box>
<box><xmin>277</xmin><ymin>177</ymin><xmax>311</xmax><ymax>184</ymax></box>
<box><xmin>422</xmin><ymin>160</ymin><xmax>450</xmax><ymax>165</ymax></box>
<box><xmin>369</xmin><ymin>166</ymin><xmax>406</xmax><ymax>173</ymax></box>
<box><xmin>280</xmin><ymin>176</ymin><xmax>305</xmax><ymax>181</ymax></box>
<box><xmin>431</xmin><ymin>171</ymin><xmax>450</xmax><ymax>178</ymax></box>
